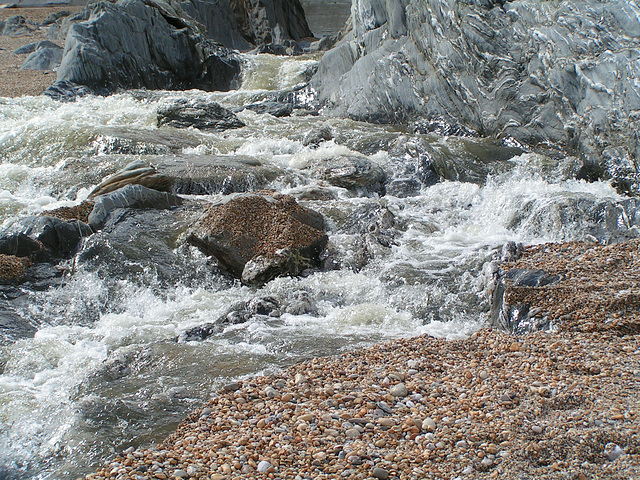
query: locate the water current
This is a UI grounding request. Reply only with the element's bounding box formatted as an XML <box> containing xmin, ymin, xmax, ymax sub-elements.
<box><xmin>0</xmin><ymin>39</ymin><xmax>634</xmax><ymax>480</ymax></box>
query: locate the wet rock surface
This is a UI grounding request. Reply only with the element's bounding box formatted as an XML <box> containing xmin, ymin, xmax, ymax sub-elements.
<box><xmin>156</xmin><ymin>155</ymin><xmax>288</xmax><ymax>195</ymax></box>
<box><xmin>157</xmin><ymin>100</ymin><xmax>245</xmax><ymax>131</ymax></box>
<box><xmin>89</xmin><ymin>161</ymin><xmax>173</xmax><ymax>198</ymax></box>
<box><xmin>186</xmin><ymin>192</ymin><xmax>327</xmax><ymax>284</ymax></box>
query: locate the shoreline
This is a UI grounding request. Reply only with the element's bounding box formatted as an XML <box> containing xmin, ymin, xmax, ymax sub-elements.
<box><xmin>81</xmin><ymin>238</ymin><xmax>640</xmax><ymax>480</ymax></box>
<box><xmin>82</xmin><ymin>328</ymin><xmax>639</xmax><ymax>480</ymax></box>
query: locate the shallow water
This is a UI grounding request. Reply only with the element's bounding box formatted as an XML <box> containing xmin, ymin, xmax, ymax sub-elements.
<box><xmin>0</xmin><ymin>52</ymin><xmax>634</xmax><ymax>480</ymax></box>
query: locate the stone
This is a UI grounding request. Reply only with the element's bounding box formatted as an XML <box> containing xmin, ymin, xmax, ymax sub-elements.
<box><xmin>157</xmin><ymin>100</ymin><xmax>245</xmax><ymax>131</ymax></box>
<box><xmin>47</xmin><ymin>0</ymin><xmax>241</xmax><ymax>96</ymax></box>
<box><xmin>239</xmin><ymin>100</ymin><xmax>293</xmax><ymax>118</ymax></box>
<box><xmin>256</xmin><ymin>460</ymin><xmax>272</xmax><ymax>473</ymax></box>
<box><xmin>0</xmin><ymin>16</ymin><xmax>34</xmax><ymax>36</ymax></box>
<box><xmin>89</xmin><ymin>161</ymin><xmax>173</xmax><ymax>198</ymax></box>
<box><xmin>372</xmin><ymin>467</ymin><xmax>389</xmax><ymax>480</ymax></box>
<box><xmin>0</xmin><ymin>216</ymin><xmax>92</xmax><ymax>261</ymax></box>
<box><xmin>186</xmin><ymin>192</ymin><xmax>327</xmax><ymax>285</ymax></box>
<box><xmin>309</xmin><ymin>155</ymin><xmax>386</xmax><ymax>195</ymax></box>
<box><xmin>20</xmin><ymin>43</ymin><xmax>63</xmax><ymax>71</ymax></box>
<box><xmin>88</xmin><ymin>184</ymin><xmax>182</xmax><ymax>230</ymax></box>
<box><xmin>13</xmin><ymin>40</ymin><xmax>61</xmax><ymax>55</ymax></box>
<box><xmin>156</xmin><ymin>155</ymin><xmax>287</xmax><ymax>196</ymax></box>
<box><xmin>0</xmin><ymin>255</ymin><xmax>32</xmax><ymax>284</ymax></box>
<box><xmin>422</xmin><ymin>418</ymin><xmax>436</xmax><ymax>431</ymax></box>
<box><xmin>390</xmin><ymin>383</ymin><xmax>408</xmax><ymax>397</ymax></box>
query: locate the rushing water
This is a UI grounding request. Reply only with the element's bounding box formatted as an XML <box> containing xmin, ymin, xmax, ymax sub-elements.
<box><xmin>0</xmin><ymin>49</ymin><xmax>634</xmax><ymax>479</ymax></box>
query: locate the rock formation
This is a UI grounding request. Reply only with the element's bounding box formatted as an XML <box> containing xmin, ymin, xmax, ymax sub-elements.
<box><xmin>311</xmin><ymin>0</ymin><xmax>640</xmax><ymax>192</ymax></box>
<box><xmin>187</xmin><ymin>191</ymin><xmax>327</xmax><ymax>285</ymax></box>
<box><xmin>44</xmin><ymin>0</ymin><xmax>313</xmax><ymax>97</ymax></box>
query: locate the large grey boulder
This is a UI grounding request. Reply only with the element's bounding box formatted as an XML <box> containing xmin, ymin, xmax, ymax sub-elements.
<box><xmin>46</xmin><ymin>0</ymin><xmax>241</xmax><ymax>97</ymax></box>
<box><xmin>186</xmin><ymin>192</ymin><xmax>327</xmax><ymax>285</ymax></box>
<box><xmin>312</xmin><ymin>0</ymin><xmax>640</xmax><ymax>189</ymax></box>
<box><xmin>20</xmin><ymin>43</ymin><xmax>63</xmax><ymax>70</ymax></box>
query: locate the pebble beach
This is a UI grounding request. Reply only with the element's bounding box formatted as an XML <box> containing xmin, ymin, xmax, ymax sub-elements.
<box><xmin>81</xmin><ymin>242</ymin><xmax>640</xmax><ymax>480</ymax></box>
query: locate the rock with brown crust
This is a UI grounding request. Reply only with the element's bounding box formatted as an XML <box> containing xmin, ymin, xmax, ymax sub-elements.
<box><xmin>187</xmin><ymin>191</ymin><xmax>327</xmax><ymax>285</ymax></box>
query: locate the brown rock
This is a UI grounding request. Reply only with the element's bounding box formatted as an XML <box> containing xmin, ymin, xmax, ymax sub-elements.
<box><xmin>186</xmin><ymin>191</ymin><xmax>327</xmax><ymax>285</ymax></box>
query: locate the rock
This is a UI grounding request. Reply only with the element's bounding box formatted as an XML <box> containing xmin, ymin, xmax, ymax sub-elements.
<box><xmin>156</xmin><ymin>155</ymin><xmax>287</xmax><ymax>195</ymax></box>
<box><xmin>88</xmin><ymin>184</ymin><xmax>183</xmax><ymax>230</ymax></box>
<box><xmin>422</xmin><ymin>417</ymin><xmax>436</xmax><ymax>431</ymax></box>
<box><xmin>20</xmin><ymin>42</ymin><xmax>63</xmax><ymax>70</ymax></box>
<box><xmin>311</xmin><ymin>0</ymin><xmax>640</xmax><ymax>185</ymax></box>
<box><xmin>42</xmin><ymin>80</ymin><xmax>92</xmax><ymax>102</ymax></box>
<box><xmin>43</xmin><ymin>200</ymin><xmax>94</xmax><ymax>224</ymax></box>
<box><xmin>0</xmin><ymin>255</ymin><xmax>32</xmax><ymax>284</ymax></box>
<box><xmin>0</xmin><ymin>16</ymin><xmax>34</xmax><ymax>36</ymax></box>
<box><xmin>48</xmin><ymin>0</ymin><xmax>241</xmax><ymax>96</ymax></box>
<box><xmin>309</xmin><ymin>155</ymin><xmax>386</xmax><ymax>195</ymax></box>
<box><xmin>13</xmin><ymin>40</ymin><xmax>61</xmax><ymax>55</ymax></box>
<box><xmin>302</xmin><ymin>126</ymin><xmax>333</xmax><ymax>147</ymax></box>
<box><xmin>231</xmin><ymin>0</ymin><xmax>313</xmax><ymax>47</ymax></box>
<box><xmin>604</xmin><ymin>443</ymin><xmax>626</xmax><ymax>461</ymax></box>
<box><xmin>41</xmin><ymin>10</ymin><xmax>71</xmax><ymax>26</ymax></box>
<box><xmin>89</xmin><ymin>161</ymin><xmax>173</xmax><ymax>198</ymax></box>
<box><xmin>186</xmin><ymin>192</ymin><xmax>327</xmax><ymax>285</ymax></box>
<box><xmin>390</xmin><ymin>383</ymin><xmax>408</xmax><ymax>397</ymax></box>
<box><xmin>256</xmin><ymin>460</ymin><xmax>272</xmax><ymax>473</ymax></box>
<box><xmin>77</xmin><ymin>203</ymin><xmax>206</xmax><ymax>287</ymax></box>
<box><xmin>239</xmin><ymin>100</ymin><xmax>294</xmax><ymax>118</ymax></box>
<box><xmin>0</xmin><ymin>216</ymin><xmax>92</xmax><ymax>262</ymax></box>
<box><xmin>157</xmin><ymin>100</ymin><xmax>245</xmax><ymax>131</ymax></box>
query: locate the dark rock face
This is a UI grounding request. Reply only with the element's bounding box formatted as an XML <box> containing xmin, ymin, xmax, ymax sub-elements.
<box><xmin>157</xmin><ymin>100</ymin><xmax>245</xmax><ymax>131</ymax></box>
<box><xmin>312</xmin><ymin>0</ymin><xmax>640</xmax><ymax>186</ymax></box>
<box><xmin>186</xmin><ymin>192</ymin><xmax>327</xmax><ymax>285</ymax></box>
<box><xmin>230</xmin><ymin>0</ymin><xmax>313</xmax><ymax>46</ymax></box>
<box><xmin>48</xmin><ymin>0</ymin><xmax>241</xmax><ymax>96</ymax></box>
<box><xmin>0</xmin><ymin>216</ymin><xmax>93</xmax><ymax>261</ymax></box>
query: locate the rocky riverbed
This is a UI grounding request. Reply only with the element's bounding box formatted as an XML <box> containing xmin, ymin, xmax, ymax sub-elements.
<box><xmin>80</xmin><ymin>240</ymin><xmax>640</xmax><ymax>480</ymax></box>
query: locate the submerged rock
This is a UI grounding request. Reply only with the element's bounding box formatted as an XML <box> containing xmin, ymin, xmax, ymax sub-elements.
<box><xmin>186</xmin><ymin>192</ymin><xmax>327</xmax><ymax>285</ymax></box>
<box><xmin>157</xmin><ymin>99</ymin><xmax>245</xmax><ymax>131</ymax></box>
<box><xmin>309</xmin><ymin>155</ymin><xmax>386</xmax><ymax>195</ymax></box>
<box><xmin>312</xmin><ymin>0</ymin><xmax>640</xmax><ymax>186</ymax></box>
<box><xmin>157</xmin><ymin>155</ymin><xmax>287</xmax><ymax>195</ymax></box>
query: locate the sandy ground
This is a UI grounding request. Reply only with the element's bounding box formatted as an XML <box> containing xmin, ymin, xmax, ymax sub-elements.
<box><xmin>82</xmin><ymin>239</ymin><xmax>640</xmax><ymax>480</ymax></box>
<box><xmin>0</xmin><ymin>6</ymin><xmax>80</xmax><ymax>97</ymax></box>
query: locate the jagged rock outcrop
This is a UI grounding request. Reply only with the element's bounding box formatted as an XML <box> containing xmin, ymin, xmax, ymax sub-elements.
<box><xmin>186</xmin><ymin>191</ymin><xmax>327</xmax><ymax>285</ymax></box>
<box><xmin>43</xmin><ymin>0</ymin><xmax>314</xmax><ymax>97</ymax></box>
<box><xmin>46</xmin><ymin>0</ymin><xmax>242</xmax><ymax>97</ymax></box>
<box><xmin>312</xmin><ymin>0</ymin><xmax>640</xmax><ymax>192</ymax></box>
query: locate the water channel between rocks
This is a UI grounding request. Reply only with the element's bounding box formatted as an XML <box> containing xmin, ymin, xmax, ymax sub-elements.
<box><xmin>0</xmin><ymin>47</ymin><xmax>635</xmax><ymax>479</ymax></box>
